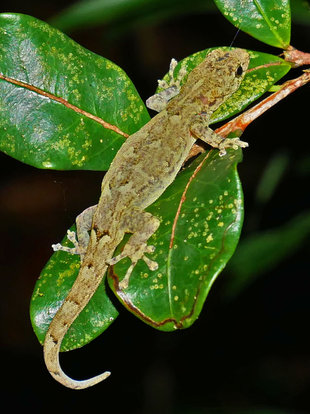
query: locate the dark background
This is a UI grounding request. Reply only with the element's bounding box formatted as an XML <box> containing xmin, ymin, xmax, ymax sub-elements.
<box><xmin>0</xmin><ymin>1</ymin><xmax>309</xmax><ymax>413</ymax></box>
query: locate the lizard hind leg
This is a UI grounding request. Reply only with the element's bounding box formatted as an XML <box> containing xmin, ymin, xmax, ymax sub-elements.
<box><xmin>107</xmin><ymin>209</ymin><xmax>160</xmax><ymax>290</ymax></box>
<box><xmin>52</xmin><ymin>205</ymin><xmax>97</xmax><ymax>261</ymax></box>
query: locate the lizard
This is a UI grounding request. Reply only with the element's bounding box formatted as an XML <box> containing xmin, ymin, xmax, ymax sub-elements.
<box><xmin>43</xmin><ymin>48</ymin><xmax>250</xmax><ymax>389</ymax></box>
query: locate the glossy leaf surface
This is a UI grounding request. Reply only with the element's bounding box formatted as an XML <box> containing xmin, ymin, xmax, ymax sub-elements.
<box><xmin>0</xmin><ymin>13</ymin><xmax>149</xmax><ymax>171</ymax></box>
<box><xmin>0</xmin><ymin>14</ymin><xmax>291</xmax><ymax>172</ymax></box>
<box><xmin>107</xmin><ymin>149</ymin><xmax>243</xmax><ymax>330</ymax></box>
<box><xmin>214</xmin><ymin>0</ymin><xmax>291</xmax><ymax>48</ymax></box>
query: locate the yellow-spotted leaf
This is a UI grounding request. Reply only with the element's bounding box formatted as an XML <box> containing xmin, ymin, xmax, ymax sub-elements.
<box><xmin>0</xmin><ymin>13</ymin><xmax>149</xmax><ymax>171</ymax></box>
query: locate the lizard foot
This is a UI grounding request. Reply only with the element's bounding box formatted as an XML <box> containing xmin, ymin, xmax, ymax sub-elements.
<box><xmin>52</xmin><ymin>230</ymin><xmax>81</xmax><ymax>255</ymax></box>
<box><xmin>157</xmin><ymin>58</ymin><xmax>188</xmax><ymax>90</ymax></box>
<box><xmin>107</xmin><ymin>243</ymin><xmax>158</xmax><ymax>290</ymax></box>
<box><xmin>146</xmin><ymin>58</ymin><xmax>188</xmax><ymax>112</ymax></box>
<box><xmin>218</xmin><ymin>137</ymin><xmax>249</xmax><ymax>157</ymax></box>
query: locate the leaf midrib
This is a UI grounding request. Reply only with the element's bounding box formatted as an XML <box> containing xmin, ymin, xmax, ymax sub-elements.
<box><xmin>0</xmin><ymin>72</ymin><xmax>128</xmax><ymax>138</ymax></box>
<box><xmin>253</xmin><ymin>0</ymin><xmax>286</xmax><ymax>46</ymax></box>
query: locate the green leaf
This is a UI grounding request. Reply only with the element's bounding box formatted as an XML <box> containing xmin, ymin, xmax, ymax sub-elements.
<box><xmin>223</xmin><ymin>210</ymin><xmax>310</xmax><ymax>299</ymax></box>
<box><xmin>0</xmin><ymin>16</ymin><xmax>290</xmax><ymax>173</ymax></box>
<box><xmin>108</xmin><ymin>149</ymin><xmax>244</xmax><ymax>330</ymax></box>
<box><xmin>49</xmin><ymin>0</ymin><xmax>216</xmax><ymax>32</ymax></box>
<box><xmin>214</xmin><ymin>0</ymin><xmax>291</xmax><ymax>48</ymax></box>
<box><xmin>157</xmin><ymin>48</ymin><xmax>291</xmax><ymax>124</ymax></box>
<box><xmin>30</xmin><ymin>226</ymin><xmax>119</xmax><ymax>351</ymax></box>
<box><xmin>0</xmin><ymin>13</ymin><xmax>149</xmax><ymax>170</ymax></box>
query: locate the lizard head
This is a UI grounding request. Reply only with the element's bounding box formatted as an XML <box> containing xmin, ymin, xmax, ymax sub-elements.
<box><xmin>212</xmin><ymin>48</ymin><xmax>250</xmax><ymax>90</ymax></box>
<box><xmin>180</xmin><ymin>48</ymin><xmax>250</xmax><ymax>115</ymax></box>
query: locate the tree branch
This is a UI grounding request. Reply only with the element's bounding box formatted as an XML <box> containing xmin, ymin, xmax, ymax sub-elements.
<box><xmin>283</xmin><ymin>46</ymin><xmax>310</xmax><ymax>67</ymax></box>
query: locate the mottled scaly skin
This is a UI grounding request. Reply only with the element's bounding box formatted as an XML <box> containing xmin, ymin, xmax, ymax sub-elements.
<box><xmin>44</xmin><ymin>49</ymin><xmax>250</xmax><ymax>389</ymax></box>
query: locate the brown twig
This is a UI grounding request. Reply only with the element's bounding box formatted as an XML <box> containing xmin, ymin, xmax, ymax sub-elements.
<box><xmin>283</xmin><ymin>46</ymin><xmax>310</xmax><ymax>67</ymax></box>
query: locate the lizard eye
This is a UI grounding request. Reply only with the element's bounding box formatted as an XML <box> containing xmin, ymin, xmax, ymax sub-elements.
<box><xmin>236</xmin><ymin>65</ymin><xmax>244</xmax><ymax>76</ymax></box>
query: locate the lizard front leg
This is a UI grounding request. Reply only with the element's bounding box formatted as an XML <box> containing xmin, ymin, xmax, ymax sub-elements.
<box><xmin>107</xmin><ymin>209</ymin><xmax>160</xmax><ymax>290</ymax></box>
<box><xmin>190</xmin><ymin>116</ymin><xmax>248</xmax><ymax>156</ymax></box>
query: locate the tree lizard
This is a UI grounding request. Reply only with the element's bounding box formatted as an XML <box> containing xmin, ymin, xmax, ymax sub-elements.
<box><xmin>43</xmin><ymin>48</ymin><xmax>250</xmax><ymax>389</ymax></box>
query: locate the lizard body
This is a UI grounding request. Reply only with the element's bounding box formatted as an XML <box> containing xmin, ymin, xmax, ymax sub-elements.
<box><xmin>44</xmin><ymin>48</ymin><xmax>250</xmax><ymax>389</ymax></box>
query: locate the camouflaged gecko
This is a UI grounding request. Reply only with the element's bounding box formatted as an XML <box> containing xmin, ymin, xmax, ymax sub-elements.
<box><xmin>44</xmin><ymin>48</ymin><xmax>250</xmax><ymax>389</ymax></box>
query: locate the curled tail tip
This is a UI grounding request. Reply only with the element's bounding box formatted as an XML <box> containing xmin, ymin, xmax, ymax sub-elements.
<box><xmin>43</xmin><ymin>331</ymin><xmax>111</xmax><ymax>389</ymax></box>
<box><xmin>53</xmin><ymin>370</ymin><xmax>111</xmax><ymax>390</ymax></box>
<box><xmin>72</xmin><ymin>370</ymin><xmax>111</xmax><ymax>390</ymax></box>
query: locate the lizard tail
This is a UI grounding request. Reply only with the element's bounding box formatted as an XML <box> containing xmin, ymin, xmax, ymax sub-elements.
<box><xmin>44</xmin><ymin>330</ymin><xmax>111</xmax><ymax>389</ymax></box>
<box><xmin>43</xmin><ymin>261</ymin><xmax>112</xmax><ymax>389</ymax></box>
